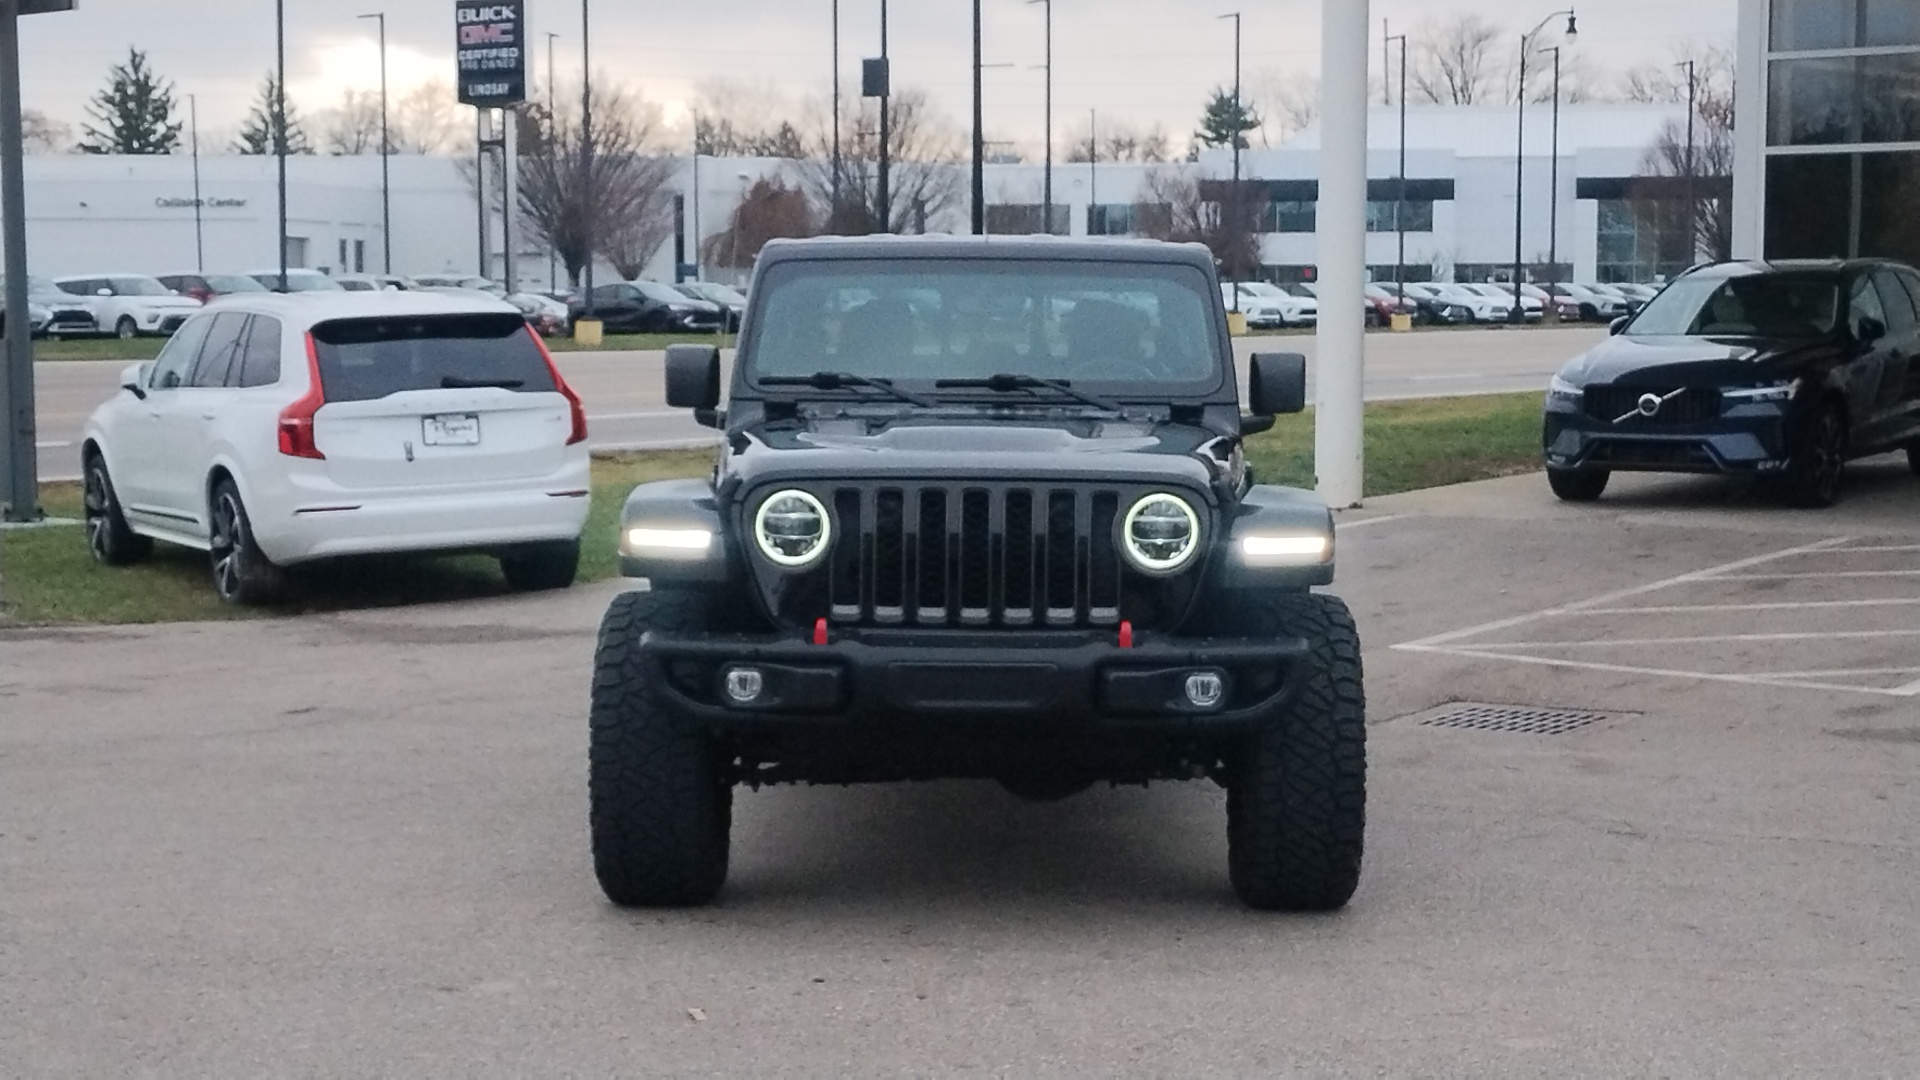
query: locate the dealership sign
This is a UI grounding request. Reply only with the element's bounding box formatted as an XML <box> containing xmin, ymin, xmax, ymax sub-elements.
<box><xmin>455</xmin><ymin>1</ymin><xmax>526</xmax><ymax>108</ymax></box>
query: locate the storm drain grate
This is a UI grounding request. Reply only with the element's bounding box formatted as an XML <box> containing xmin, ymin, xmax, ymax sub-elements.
<box><xmin>1414</xmin><ymin>703</ymin><xmax>1617</xmax><ymax>736</ymax></box>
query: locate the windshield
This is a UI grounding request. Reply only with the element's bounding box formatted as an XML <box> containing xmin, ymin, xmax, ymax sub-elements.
<box><xmin>1625</xmin><ymin>273</ymin><xmax>1840</xmax><ymax>338</ymax></box>
<box><xmin>110</xmin><ymin>276</ymin><xmax>172</xmax><ymax>296</ymax></box>
<box><xmin>206</xmin><ymin>274</ymin><xmax>268</xmax><ymax>293</ymax></box>
<box><xmin>744</xmin><ymin>258</ymin><xmax>1225</xmax><ymax>394</ymax></box>
<box><xmin>634</xmin><ymin>281</ymin><xmax>691</xmax><ymax>304</ymax></box>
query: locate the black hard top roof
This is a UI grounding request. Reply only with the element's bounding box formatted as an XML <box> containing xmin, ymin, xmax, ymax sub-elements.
<box><xmin>756</xmin><ymin>233</ymin><xmax>1219</xmax><ymax>272</ymax></box>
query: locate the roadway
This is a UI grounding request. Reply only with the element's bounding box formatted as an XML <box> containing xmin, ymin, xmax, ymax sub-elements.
<box><xmin>26</xmin><ymin>326</ymin><xmax>1602</xmax><ymax>482</ymax></box>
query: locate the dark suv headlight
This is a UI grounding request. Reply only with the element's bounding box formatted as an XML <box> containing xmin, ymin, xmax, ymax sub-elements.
<box><xmin>753</xmin><ymin>490</ymin><xmax>831</xmax><ymax>569</ymax></box>
<box><xmin>1121</xmin><ymin>493</ymin><xmax>1200</xmax><ymax>574</ymax></box>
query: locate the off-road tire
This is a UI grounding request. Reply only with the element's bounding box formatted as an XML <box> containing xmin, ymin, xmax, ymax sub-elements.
<box><xmin>1775</xmin><ymin>401</ymin><xmax>1846</xmax><ymax>509</ymax></box>
<box><xmin>589</xmin><ymin>588</ymin><xmax>733</xmax><ymax>907</ymax></box>
<box><xmin>500</xmin><ymin>538</ymin><xmax>580</xmax><ymax>591</ymax></box>
<box><xmin>208</xmin><ymin>478</ymin><xmax>288</xmax><ymax>605</ymax></box>
<box><xmin>1547</xmin><ymin>466</ymin><xmax>1610</xmax><ymax>502</ymax></box>
<box><xmin>114</xmin><ymin>316</ymin><xmax>139</xmax><ymax>340</ymax></box>
<box><xmin>1219</xmin><ymin>591</ymin><xmax>1366</xmax><ymax>912</ymax></box>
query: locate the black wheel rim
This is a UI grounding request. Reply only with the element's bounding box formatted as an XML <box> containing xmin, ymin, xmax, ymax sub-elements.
<box><xmin>210</xmin><ymin>492</ymin><xmax>243</xmax><ymax>599</ymax></box>
<box><xmin>84</xmin><ymin>464</ymin><xmax>110</xmax><ymax>560</ymax></box>
<box><xmin>1811</xmin><ymin>412</ymin><xmax>1843</xmax><ymax>501</ymax></box>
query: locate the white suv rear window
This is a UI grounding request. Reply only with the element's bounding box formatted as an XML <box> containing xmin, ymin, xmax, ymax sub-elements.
<box><xmin>310</xmin><ymin>314</ymin><xmax>555</xmax><ymax>403</ymax></box>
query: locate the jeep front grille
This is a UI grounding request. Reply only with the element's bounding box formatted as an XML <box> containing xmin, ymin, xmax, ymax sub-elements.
<box><xmin>756</xmin><ymin>483</ymin><xmax>1203</xmax><ymax>632</ymax></box>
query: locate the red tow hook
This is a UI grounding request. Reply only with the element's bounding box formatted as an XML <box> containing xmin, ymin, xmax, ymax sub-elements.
<box><xmin>1118</xmin><ymin>620</ymin><xmax>1134</xmax><ymax>649</ymax></box>
<box><xmin>813</xmin><ymin>618</ymin><xmax>830</xmax><ymax>646</ymax></box>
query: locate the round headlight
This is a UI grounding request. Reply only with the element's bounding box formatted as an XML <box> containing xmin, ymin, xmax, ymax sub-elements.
<box><xmin>1122</xmin><ymin>493</ymin><xmax>1201</xmax><ymax>574</ymax></box>
<box><xmin>753</xmin><ymin>489</ymin><xmax>831</xmax><ymax>568</ymax></box>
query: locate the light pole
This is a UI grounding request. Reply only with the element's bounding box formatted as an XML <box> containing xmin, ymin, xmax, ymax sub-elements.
<box><xmin>1509</xmin><ymin>8</ymin><xmax>1576</xmax><ymax>322</ymax></box>
<box><xmin>581</xmin><ymin>0</ymin><xmax>595</xmax><ymax>315</ymax></box>
<box><xmin>831</xmin><ymin>0</ymin><xmax>841</xmax><ymax>228</ymax></box>
<box><xmin>969</xmin><ymin>0</ymin><xmax>982</xmax><ymax>234</ymax></box>
<box><xmin>358</xmin><ymin>12</ymin><xmax>390</xmax><ymax>274</ymax></box>
<box><xmin>275</xmin><ymin>0</ymin><xmax>288</xmax><ymax>293</ymax></box>
<box><xmin>1679</xmin><ymin>58</ymin><xmax>1697</xmax><ymax>265</ymax></box>
<box><xmin>1386</xmin><ymin>30</ymin><xmax>1406</xmax><ymax>295</ymax></box>
<box><xmin>1220</xmin><ymin>11</ymin><xmax>1242</xmax><ymax>309</ymax></box>
<box><xmin>879</xmin><ymin>0</ymin><xmax>892</xmax><ymax>232</ymax></box>
<box><xmin>190</xmin><ymin>93</ymin><xmax>204</xmax><ymax>272</ymax></box>
<box><xmin>690</xmin><ymin>117</ymin><xmax>701</xmax><ymax>281</ymax></box>
<box><xmin>1545</xmin><ymin>44</ymin><xmax>1563</xmax><ymax>315</ymax></box>
<box><xmin>547</xmin><ymin>30</ymin><xmax>559</xmax><ymax>291</ymax></box>
<box><xmin>1028</xmin><ymin>0</ymin><xmax>1052</xmax><ymax>234</ymax></box>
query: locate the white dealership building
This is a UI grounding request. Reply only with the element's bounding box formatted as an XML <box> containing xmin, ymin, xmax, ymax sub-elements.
<box><xmin>2</xmin><ymin>102</ymin><xmax>1694</xmax><ymax>292</ymax></box>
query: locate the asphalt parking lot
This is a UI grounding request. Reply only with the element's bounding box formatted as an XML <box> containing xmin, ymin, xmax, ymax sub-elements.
<box><xmin>4</xmin><ymin>459</ymin><xmax>1916</xmax><ymax>1075</ymax></box>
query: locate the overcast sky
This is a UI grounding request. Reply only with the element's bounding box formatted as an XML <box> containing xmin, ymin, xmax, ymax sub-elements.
<box><xmin>18</xmin><ymin>0</ymin><xmax>1736</xmax><ymax>150</ymax></box>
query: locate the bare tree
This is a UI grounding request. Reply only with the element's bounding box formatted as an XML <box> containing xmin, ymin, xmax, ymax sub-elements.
<box><xmin>393</xmin><ymin>80</ymin><xmax>469</xmax><ymax>155</ymax></box>
<box><xmin>1638</xmin><ymin>78</ymin><xmax>1736</xmax><ymax>261</ymax></box>
<box><xmin>1061</xmin><ymin>116</ymin><xmax>1172</xmax><ymax>164</ymax></box>
<box><xmin>1132</xmin><ymin>166</ymin><xmax>1261</xmax><ymax>281</ymax></box>
<box><xmin>690</xmin><ymin>78</ymin><xmax>808</xmax><ymax>158</ymax></box>
<box><xmin>1618</xmin><ymin>42</ymin><xmax>1735</xmax><ymax>105</ymax></box>
<box><xmin>22</xmin><ymin>109</ymin><xmax>70</xmax><ymax>153</ymax></box>
<box><xmin>702</xmin><ymin>177</ymin><xmax>819</xmax><ymax>271</ymax></box>
<box><xmin>796</xmin><ymin>89</ymin><xmax>965</xmax><ymax>235</ymax></box>
<box><xmin>1256</xmin><ymin>71</ymin><xmax>1319</xmax><ymax>144</ymax></box>
<box><xmin>1410</xmin><ymin>14</ymin><xmax>1507</xmax><ymax>105</ymax></box>
<box><xmin>320</xmin><ymin>89</ymin><xmax>384</xmax><ymax>156</ymax></box>
<box><xmin>495</xmin><ymin>79</ymin><xmax>678</xmax><ymax>285</ymax></box>
<box><xmin>1529</xmin><ymin>51</ymin><xmax>1610</xmax><ymax>104</ymax></box>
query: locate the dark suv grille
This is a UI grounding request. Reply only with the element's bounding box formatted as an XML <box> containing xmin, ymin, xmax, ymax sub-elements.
<box><xmin>754</xmin><ymin>483</ymin><xmax>1204</xmax><ymax>632</ymax></box>
<box><xmin>1583</xmin><ymin>386</ymin><xmax>1722</xmax><ymax>426</ymax></box>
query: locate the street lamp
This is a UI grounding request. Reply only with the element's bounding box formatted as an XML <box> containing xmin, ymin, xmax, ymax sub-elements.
<box><xmin>1678</xmin><ymin>58</ymin><xmax>1697</xmax><ymax>266</ymax></box>
<box><xmin>831</xmin><ymin>0</ymin><xmax>842</xmax><ymax>228</ymax></box>
<box><xmin>189</xmin><ymin>93</ymin><xmax>204</xmax><ymax>272</ymax></box>
<box><xmin>547</xmin><ymin>30</ymin><xmax>560</xmax><ymax>291</ymax></box>
<box><xmin>1386</xmin><ymin>29</ymin><xmax>1407</xmax><ymax>296</ymax></box>
<box><xmin>358</xmin><ymin>12</ymin><xmax>391</xmax><ymax>274</ymax></box>
<box><xmin>1544</xmin><ymin>44</ymin><xmax>1564</xmax><ymax>315</ymax></box>
<box><xmin>581</xmin><ymin>0</ymin><xmax>595</xmax><ymax>316</ymax></box>
<box><xmin>1027</xmin><ymin>0</ymin><xmax>1053</xmax><ymax>234</ymax></box>
<box><xmin>276</xmin><ymin>0</ymin><xmax>289</xmax><ymax>294</ymax></box>
<box><xmin>1219</xmin><ymin>11</ymin><xmax>1242</xmax><ymax>310</ymax></box>
<box><xmin>1509</xmin><ymin>8</ymin><xmax>1576</xmax><ymax>322</ymax></box>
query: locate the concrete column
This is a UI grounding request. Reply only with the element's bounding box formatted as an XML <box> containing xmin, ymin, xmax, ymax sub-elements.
<box><xmin>1730</xmin><ymin>0</ymin><xmax>1768</xmax><ymax>261</ymax></box>
<box><xmin>1314</xmin><ymin>0</ymin><xmax>1369</xmax><ymax>508</ymax></box>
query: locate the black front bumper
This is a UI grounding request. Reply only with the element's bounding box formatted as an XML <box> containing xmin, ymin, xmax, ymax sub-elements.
<box><xmin>640</xmin><ymin>627</ymin><xmax>1308</xmax><ymax>732</ymax></box>
<box><xmin>1543</xmin><ymin>404</ymin><xmax>1792</xmax><ymax>474</ymax></box>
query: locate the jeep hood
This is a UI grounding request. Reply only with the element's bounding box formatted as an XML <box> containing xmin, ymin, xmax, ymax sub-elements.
<box><xmin>724</xmin><ymin>416</ymin><xmax>1227</xmax><ymax>492</ymax></box>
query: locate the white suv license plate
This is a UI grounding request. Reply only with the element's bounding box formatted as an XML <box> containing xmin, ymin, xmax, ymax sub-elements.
<box><xmin>422</xmin><ymin>413</ymin><xmax>481</xmax><ymax>446</ymax></box>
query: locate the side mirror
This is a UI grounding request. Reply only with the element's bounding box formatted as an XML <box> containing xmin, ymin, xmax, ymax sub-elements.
<box><xmin>1856</xmin><ymin>316</ymin><xmax>1887</xmax><ymax>345</ymax></box>
<box><xmin>1248</xmin><ymin>351</ymin><xmax>1308</xmax><ymax>418</ymax></box>
<box><xmin>664</xmin><ymin>343</ymin><xmax>722</xmax><ymax>410</ymax></box>
<box><xmin>1608</xmin><ymin>316</ymin><xmax>1629</xmax><ymax>336</ymax></box>
<box><xmin>120</xmin><ymin>362</ymin><xmax>149</xmax><ymax>399</ymax></box>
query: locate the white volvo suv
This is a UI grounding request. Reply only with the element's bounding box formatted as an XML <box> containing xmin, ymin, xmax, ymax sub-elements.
<box><xmin>80</xmin><ymin>291</ymin><xmax>592</xmax><ymax>604</ymax></box>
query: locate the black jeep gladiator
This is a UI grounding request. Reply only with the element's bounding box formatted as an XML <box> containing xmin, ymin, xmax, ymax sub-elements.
<box><xmin>591</xmin><ymin>236</ymin><xmax>1364</xmax><ymax>911</ymax></box>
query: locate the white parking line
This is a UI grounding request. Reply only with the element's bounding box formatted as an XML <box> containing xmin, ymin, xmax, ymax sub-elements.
<box><xmin>36</xmin><ymin>441</ymin><xmax>71</xmax><ymax>449</ymax></box>
<box><xmin>1425</xmin><ymin>647</ymin><xmax>1920</xmax><ymax>698</ymax></box>
<box><xmin>1336</xmin><ymin>514</ymin><xmax>1406</xmax><ymax>530</ymax></box>
<box><xmin>1747</xmin><ymin>666</ymin><xmax>1920</xmax><ymax>680</ymax></box>
<box><xmin>1577</xmin><ymin>598</ymin><xmax>1920</xmax><ymax>615</ymax></box>
<box><xmin>588</xmin><ymin>409</ymin><xmax>687</xmax><ymax>421</ymax></box>
<box><xmin>1703</xmin><ymin>570</ymin><xmax>1920</xmax><ymax>580</ymax></box>
<box><xmin>1395</xmin><ymin>536</ymin><xmax>1854</xmax><ymax>650</ymax></box>
<box><xmin>1472</xmin><ymin>629</ymin><xmax>1920</xmax><ymax>649</ymax></box>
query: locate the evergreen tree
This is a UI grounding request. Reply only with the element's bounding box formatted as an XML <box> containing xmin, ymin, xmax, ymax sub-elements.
<box><xmin>235</xmin><ymin>73</ymin><xmax>313</xmax><ymax>155</ymax></box>
<box><xmin>79</xmin><ymin>48</ymin><xmax>183</xmax><ymax>154</ymax></box>
<box><xmin>1194</xmin><ymin>88</ymin><xmax>1262</xmax><ymax>151</ymax></box>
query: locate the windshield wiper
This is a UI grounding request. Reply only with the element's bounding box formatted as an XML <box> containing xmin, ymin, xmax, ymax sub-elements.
<box><xmin>440</xmin><ymin>376</ymin><xmax>525</xmax><ymax>389</ymax></box>
<box><xmin>759</xmin><ymin>371</ymin><xmax>934</xmax><ymax>407</ymax></box>
<box><xmin>934</xmin><ymin>372</ymin><xmax>1121</xmax><ymax>413</ymax></box>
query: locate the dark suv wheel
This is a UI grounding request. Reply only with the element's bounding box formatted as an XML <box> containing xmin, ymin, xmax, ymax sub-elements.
<box><xmin>500</xmin><ymin>539</ymin><xmax>580</xmax><ymax>591</ymax></box>
<box><xmin>1210</xmin><ymin>590</ymin><xmax>1366</xmax><ymax>912</ymax></box>
<box><xmin>1775</xmin><ymin>402</ymin><xmax>1846</xmax><ymax>508</ymax></box>
<box><xmin>590</xmin><ymin>588</ymin><xmax>735</xmax><ymax>907</ymax></box>
<box><xmin>1547</xmin><ymin>466</ymin><xmax>1610</xmax><ymax>502</ymax></box>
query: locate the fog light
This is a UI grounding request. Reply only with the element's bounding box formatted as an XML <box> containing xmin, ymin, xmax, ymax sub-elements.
<box><xmin>724</xmin><ymin>667</ymin><xmax>765</xmax><ymax>704</ymax></box>
<box><xmin>1184</xmin><ymin>671</ymin><xmax>1224</xmax><ymax>709</ymax></box>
